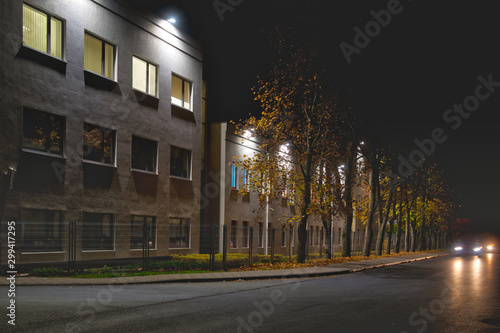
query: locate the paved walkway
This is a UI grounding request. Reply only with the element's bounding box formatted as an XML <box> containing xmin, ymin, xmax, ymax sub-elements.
<box><xmin>1</xmin><ymin>252</ymin><xmax>447</xmax><ymax>286</ymax></box>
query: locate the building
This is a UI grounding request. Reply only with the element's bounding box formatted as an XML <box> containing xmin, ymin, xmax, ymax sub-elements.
<box><xmin>202</xmin><ymin>122</ymin><xmax>365</xmax><ymax>257</ymax></box>
<box><xmin>0</xmin><ymin>0</ymin><xmax>204</xmax><ymax>265</ymax></box>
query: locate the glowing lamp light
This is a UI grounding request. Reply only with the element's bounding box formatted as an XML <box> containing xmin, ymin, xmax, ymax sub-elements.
<box><xmin>167</xmin><ymin>17</ymin><xmax>177</xmax><ymax>24</ymax></box>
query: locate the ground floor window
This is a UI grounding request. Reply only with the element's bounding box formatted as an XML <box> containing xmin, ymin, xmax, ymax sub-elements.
<box><xmin>242</xmin><ymin>221</ymin><xmax>249</xmax><ymax>248</ymax></box>
<box><xmin>169</xmin><ymin>218</ymin><xmax>190</xmax><ymax>248</ymax></box>
<box><xmin>230</xmin><ymin>220</ymin><xmax>237</xmax><ymax>248</ymax></box>
<box><xmin>258</xmin><ymin>222</ymin><xmax>264</xmax><ymax>247</ymax></box>
<box><xmin>130</xmin><ymin>216</ymin><xmax>156</xmax><ymax>250</ymax></box>
<box><xmin>82</xmin><ymin>212</ymin><xmax>114</xmax><ymax>251</ymax></box>
<box><xmin>19</xmin><ymin>209</ymin><xmax>63</xmax><ymax>252</ymax></box>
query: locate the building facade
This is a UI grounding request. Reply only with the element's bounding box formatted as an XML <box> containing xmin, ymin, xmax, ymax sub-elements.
<box><xmin>202</xmin><ymin>122</ymin><xmax>366</xmax><ymax>257</ymax></box>
<box><xmin>0</xmin><ymin>0</ymin><xmax>203</xmax><ymax>264</ymax></box>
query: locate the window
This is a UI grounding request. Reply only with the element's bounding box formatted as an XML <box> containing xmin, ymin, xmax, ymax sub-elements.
<box><xmin>171</xmin><ymin>74</ymin><xmax>192</xmax><ymax>110</ymax></box>
<box><xmin>169</xmin><ymin>218</ymin><xmax>190</xmax><ymax>249</ymax></box>
<box><xmin>338</xmin><ymin>228</ymin><xmax>342</xmax><ymax>245</ymax></box>
<box><xmin>170</xmin><ymin>146</ymin><xmax>191</xmax><ymax>179</ymax></box>
<box><xmin>281</xmin><ymin>226</ymin><xmax>286</xmax><ymax>247</ymax></box>
<box><xmin>130</xmin><ymin>216</ymin><xmax>156</xmax><ymax>250</ymax></box>
<box><xmin>258</xmin><ymin>222</ymin><xmax>264</xmax><ymax>248</ymax></box>
<box><xmin>82</xmin><ymin>213</ymin><xmax>114</xmax><ymax>251</ymax></box>
<box><xmin>19</xmin><ymin>209</ymin><xmax>63</xmax><ymax>252</ymax></box>
<box><xmin>83</xmin><ymin>123</ymin><xmax>115</xmax><ymax>165</ymax></box>
<box><xmin>84</xmin><ymin>32</ymin><xmax>115</xmax><ymax>79</ymax></box>
<box><xmin>242</xmin><ymin>169</ymin><xmax>248</xmax><ymax>192</ymax></box>
<box><xmin>230</xmin><ymin>221</ymin><xmax>237</xmax><ymax>248</ymax></box>
<box><xmin>231</xmin><ymin>164</ymin><xmax>238</xmax><ymax>189</ymax></box>
<box><xmin>132</xmin><ymin>136</ymin><xmax>157</xmax><ymax>172</ymax></box>
<box><xmin>316</xmin><ymin>226</ymin><xmax>320</xmax><ymax>246</ymax></box>
<box><xmin>132</xmin><ymin>56</ymin><xmax>157</xmax><ymax>96</ymax></box>
<box><xmin>242</xmin><ymin>221</ymin><xmax>249</xmax><ymax>248</ymax></box>
<box><xmin>23</xmin><ymin>3</ymin><xmax>64</xmax><ymax>59</ymax></box>
<box><xmin>23</xmin><ymin>108</ymin><xmax>64</xmax><ymax>156</ymax></box>
<box><xmin>309</xmin><ymin>226</ymin><xmax>314</xmax><ymax>246</ymax></box>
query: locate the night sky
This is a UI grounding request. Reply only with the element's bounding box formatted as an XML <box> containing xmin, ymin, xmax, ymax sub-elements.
<box><xmin>121</xmin><ymin>0</ymin><xmax>500</xmax><ymax>234</ymax></box>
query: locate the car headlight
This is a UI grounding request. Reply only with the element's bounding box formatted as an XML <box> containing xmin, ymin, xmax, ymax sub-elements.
<box><xmin>454</xmin><ymin>247</ymin><xmax>463</xmax><ymax>251</ymax></box>
<box><xmin>487</xmin><ymin>245</ymin><xmax>494</xmax><ymax>251</ymax></box>
<box><xmin>473</xmin><ymin>247</ymin><xmax>482</xmax><ymax>252</ymax></box>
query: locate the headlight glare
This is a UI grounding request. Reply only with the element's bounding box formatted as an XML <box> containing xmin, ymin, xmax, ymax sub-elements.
<box><xmin>454</xmin><ymin>246</ymin><xmax>463</xmax><ymax>251</ymax></box>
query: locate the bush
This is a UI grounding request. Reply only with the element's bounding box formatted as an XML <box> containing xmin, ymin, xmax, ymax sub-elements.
<box><xmin>29</xmin><ymin>267</ymin><xmax>65</xmax><ymax>277</ymax></box>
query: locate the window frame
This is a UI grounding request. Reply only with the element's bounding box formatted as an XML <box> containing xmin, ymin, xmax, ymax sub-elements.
<box><xmin>82</xmin><ymin>122</ymin><xmax>116</xmax><ymax>166</ymax></box>
<box><xmin>82</xmin><ymin>212</ymin><xmax>115</xmax><ymax>252</ymax></box>
<box><xmin>242</xmin><ymin>221</ymin><xmax>249</xmax><ymax>248</ymax></box>
<box><xmin>22</xmin><ymin>2</ymin><xmax>65</xmax><ymax>60</ymax></box>
<box><xmin>22</xmin><ymin>107</ymin><xmax>65</xmax><ymax>157</ymax></box>
<box><xmin>84</xmin><ymin>31</ymin><xmax>116</xmax><ymax>80</ymax></box>
<box><xmin>132</xmin><ymin>55</ymin><xmax>159</xmax><ymax>97</ymax></box>
<box><xmin>19</xmin><ymin>209</ymin><xmax>64</xmax><ymax>253</ymax></box>
<box><xmin>170</xmin><ymin>145</ymin><xmax>192</xmax><ymax>180</ymax></box>
<box><xmin>130</xmin><ymin>215</ymin><xmax>157</xmax><ymax>250</ymax></box>
<box><xmin>168</xmin><ymin>217</ymin><xmax>191</xmax><ymax>249</ymax></box>
<box><xmin>131</xmin><ymin>135</ymin><xmax>158</xmax><ymax>174</ymax></box>
<box><xmin>231</xmin><ymin>164</ymin><xmax>238</xmax><ymax>190</ymax></box>
<box><xmin>171</xmin><ymin>73</ymin><xmax>193</xmax><ymax>110</ymax></box>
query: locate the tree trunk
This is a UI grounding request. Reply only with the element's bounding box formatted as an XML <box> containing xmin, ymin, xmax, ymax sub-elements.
<box><xmin>322</xmin><ymin>218</ymin><xmax>332</xmax><ymax>259</ymax></box>
<box><xmin>417</xmin><ymin>202</ymin><xmax>427</xmax><ymax>251</ymax></box>
<box><xmin>410</xmin><ymin>219</ymin><xmax>417</xmax><ymax>252</ymax></box>
<box><xmin>394</xmin><ymin>196</ymin><xmax>403</xmax><ymax>253</ymax></box>
<box><xmin>342</xmin><ymin>136</ymin><xmax>359</xmax><ymax>257</ymax></box>
<box><xmin>363</xmin><ymin>150</ymin><xmax>378</xmax><ymax>257</ymax></box>
<box><xmin>404</xmin><ymin>201</ymin><xmax>411</xmax><ymax>252</ymax></box>
<box><xmin>376</xmin><ymin>185</ymin><xmax>394</xmax><ymax>255</ymax></box>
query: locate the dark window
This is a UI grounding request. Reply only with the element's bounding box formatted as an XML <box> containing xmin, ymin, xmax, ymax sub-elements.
<box><xmin>169</xmin><ymin>218</ymin><xmax>190</xmax><ymax>248</ymax></box>
<box><xmin>132</xmin><ymin>136</ymin><xmax>157</xmax><ymax>172</ymax></box>
<box><xmin>258</xmin><ymin>222</ymin><xmax>263</xmax><ymax>247</ymax></box>
<box><xmin>23</xmin><ymin>108</ymin><xmax>64</xmax><ymax>155</ymax></box>
<box><xmin>19</xmin><ymin>209</ymin><xmax>63</xmax><ymax>252</ymax></box>
<box><xmin>170</xmin><ymin>146</ymin><xmax>191</xmax><ymax>179</ymax></box>
<box><xmin>242</xmin><ymin>221</ymin><xmax>249</xmax><ymax>248</ymax></box>
<box><xmin>130</xmin><ymin>216</ymin><xmax>156</xmax><ymax>250</ymax></box>
<box><xmin>83</xmin><ymin>123</ymin><xmax>115</xmax><ymax>165</ymax></box>
<box><xmin>230</xmin><ymin>221</ymin><xmax>237</xmax><ymax>248</ymax></box>
<box><xmin>82</xmin><ymin>213</ymin><xmax>114</xmax><ymax>251</ymax></box>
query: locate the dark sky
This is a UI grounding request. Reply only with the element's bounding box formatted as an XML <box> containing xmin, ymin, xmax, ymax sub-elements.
<box><xmin>122</xmin><ymin>0</ymin><xmax>500</xmax><ymax>234</ymax></box>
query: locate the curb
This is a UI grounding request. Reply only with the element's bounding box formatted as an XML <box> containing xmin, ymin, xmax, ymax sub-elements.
<box><xmin>2</xmin><ymin>253</ymin><xmax>447</xmax><ymax>286</ymax></box>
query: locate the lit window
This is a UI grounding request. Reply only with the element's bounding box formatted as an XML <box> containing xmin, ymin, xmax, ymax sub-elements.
<box><xmin>132</xmin><ymin>136</ymin><xmax>157</xmax><ymax>173</ymax></box>
<box><xmin>242</xmin><ymin>169</ymin><xmax>249</xmax><ymax>191</ymax></box>
<box><xmin>231</xmin><ymin>164</ymin><xmax>238</xmax><ymax>189</ymax></box>
<box><xmin>82</xmin><ymin>212</ymin><xmax>114</xmax><ymax>251</ymax></box>
<box><xmin>170</xmin><ymin>146</ymin><xmax>191</xmax><ymax>179</ymax></box>
<box><xmin>19</xmin><ymin>209</ymin><xmax>63</xmax><ymax>252</ymax></box>
<box><xmin>171</xmin><ymin>74</ymin><xmax>192</xmax><ymax>110</ymax></box>
<box><xmin>84</xmin><ymin>32</ymin><xmax>115</xmax><ymax>79</ymax></box>
<box><xmin>169</xmin><ymin>218</ymin><xmax>190</xmax><ymax>248</ymax></box>
<box><xmin>23</xmin><ymin>108</ymin><xmax>64</xmax><ymax>156</ymax></box>
<box><xmin>132</xmin><ymin>56</ymin><xmax>157</xmax><ymax>96</ymax></box>
<box><xmin>23</xmin><ymin>3</ymin><xmax>64</xmax><ymax>59</ymax></box>
<box><xmin>83</xmin><ymin>123</ymin><xmax>115</xmax><ymax>165</ymax></box>
<box><xmin>130</xmin><ymin>216</ymin><xmax>156</xmax><ymax>250</ymax></box>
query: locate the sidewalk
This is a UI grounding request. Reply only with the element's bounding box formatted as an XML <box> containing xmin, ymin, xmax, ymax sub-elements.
<box><xmin>1</xmin><ymin>252</ymin><xmax>447</xmax><ymax>286</ymax></box>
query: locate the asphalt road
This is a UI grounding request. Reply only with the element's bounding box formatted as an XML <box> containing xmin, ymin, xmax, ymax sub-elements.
<box><xmin>2</xmin><ymin>253</ymin><xmax>499</xmax><ymax>333</ymax></box>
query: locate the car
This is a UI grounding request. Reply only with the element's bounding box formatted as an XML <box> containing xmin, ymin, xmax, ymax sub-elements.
<box><xmin>452</xmin><ymin>240</ymin><xmax>483</xmax><ymax>256</ymax></box>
